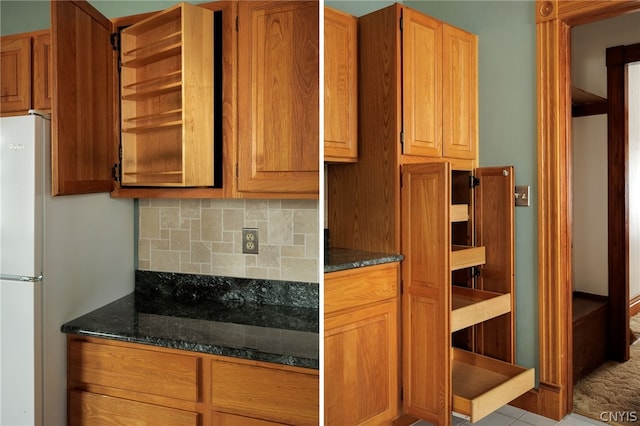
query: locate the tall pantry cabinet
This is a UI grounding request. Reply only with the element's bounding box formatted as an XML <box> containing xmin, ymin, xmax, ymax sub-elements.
<box><xmin>327</xmin><ymin>3</ymin><xmax>534</xmax><ymax>425</ymax></box>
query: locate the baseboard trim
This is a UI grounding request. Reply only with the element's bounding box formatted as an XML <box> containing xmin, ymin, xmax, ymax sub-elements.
<box><xmin>630</xmin><ymin>294</ymin><xmax>640</xmax><ymax>317</ymax></box>
<box><xmin>510</xmin><ymin>382</ymin><xmax>565</xmax><ymax>421</ymax></box>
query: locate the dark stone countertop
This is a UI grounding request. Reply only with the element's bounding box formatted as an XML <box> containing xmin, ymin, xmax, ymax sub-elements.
<box><xmin>324</xmin><ymin>247</ymin><xmax>404</xmax><ymax>273</ymax></box>
<box><xmin>61</xmin><ymin>271</ymin><xmax>319</xmax><ymax>369</ymax></box>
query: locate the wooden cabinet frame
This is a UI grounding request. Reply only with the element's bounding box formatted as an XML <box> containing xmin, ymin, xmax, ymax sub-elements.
<box><xmin>531</xmin><ymin>0</ymin><xmax>640</xmax><ymax>421</ymax></box>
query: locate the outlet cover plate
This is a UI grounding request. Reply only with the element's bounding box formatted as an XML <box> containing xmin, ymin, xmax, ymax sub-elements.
<box><xmin>242</xmin><ymin>228</ymin><xmax>259</xmax><ymax>254</ymax></box>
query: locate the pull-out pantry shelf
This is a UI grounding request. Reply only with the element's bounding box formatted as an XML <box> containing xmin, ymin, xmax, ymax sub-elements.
<box><xmin>451</xmin><ymin>245</ymin><xmax>485</xmax><ymax>271</ymax></box>
<box><xmin>452</xmin><ymin>348</ymin><xmax>534</xmax><ymax>423</ymax></box>
<box><xmin>451</xmin><ymin>287</ymin><xmax>511</xmax><ymax>332</ymax></box>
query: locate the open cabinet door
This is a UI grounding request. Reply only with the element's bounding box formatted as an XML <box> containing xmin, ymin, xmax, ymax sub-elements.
<box><xmin>474</xmin><ymin>166</ymin><xmax>515</xmax><ymax>362</ymax></box>
<box><xmin>51</xmin><ymin>1</ymin><xmax>115</xmax><ymax>196</ymax></box>
<box><xmin>401</xmin><ymin>162</ymin><xmax>451</xmax><ymax>425</ymax></box>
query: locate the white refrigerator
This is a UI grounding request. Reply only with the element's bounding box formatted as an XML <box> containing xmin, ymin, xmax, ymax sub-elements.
<box><xmin>0</xmin><ymin>111</ymin><xmax>135</xmax><ymax>426</ymax></box>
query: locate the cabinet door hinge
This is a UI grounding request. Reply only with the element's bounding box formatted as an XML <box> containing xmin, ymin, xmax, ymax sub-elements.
<box><xmin>112</xmin><ymin>163</ymin><xmax>120</xmax><ymax>182</ymax></box>
<box><xmin>400</xmin><ymin>131</ymin><xmax>404</xmax><ymax>149</ymax></box>
<box><xmin>110</xmin><ymin>32</ymin><xmax>120</xmax><ymax>52</ymax></box>
<box><xmin>399</xmin><ymin>16</ymin><xmax>403</xmax><ymax>31</ymax></box>
<box><xmin>235</xmin><ymin>16</ymin><xmax>239</xmax><ymax>31</ymax></box>
<box><xmin>470</xmin><ymin>175</ymin><xmax>480</xmax><ymax>188</ymax></box>
<box><xmin>400</xmin><ymin>387</ymin><xmax>404</xmax><ymax>401</ymax></box>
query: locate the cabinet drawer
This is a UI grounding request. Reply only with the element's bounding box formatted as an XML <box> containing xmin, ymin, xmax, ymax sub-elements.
<box><xmin>68</xmin><ymin>340</ymin><xmax>199</xmax><ymax>401</ymax></box>
<box><xmin>212</xmin><ymin>411</ymin><xmax>285</xmax><ymax>425</ymax></box>
<box><xmin>325</xmin><ymin>262</ymin><xmax>399</xmax><ymax>314</ymax></box>
<box><xmin>211</xmin><ymin>359</ymin><xmax>318</xmax><ymax>425</ymax></box>
<box><xmin>69</xmin><ymin>390</ymin><xmax>198</xmax><ymax>426</ymax></box>
<box><xmin>451</xmin><ymin>245</ymin><xmax>485</xmax><ymax>271</ymax></box>
<box><xmin>451</xmin><ymin>349</ymin><xmax>534</xmax><ymax>423</ymax></box>
<box><xmin>451</xmin><ymin>287</ymin><xmax>511</xmax><ymax>332</ymax></box>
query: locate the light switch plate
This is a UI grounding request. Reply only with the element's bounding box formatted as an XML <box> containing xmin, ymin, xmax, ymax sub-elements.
<box><xmin>515</xmin><ymin>186</ymin><xmax>530</xmax><ymax>207</ymax></box>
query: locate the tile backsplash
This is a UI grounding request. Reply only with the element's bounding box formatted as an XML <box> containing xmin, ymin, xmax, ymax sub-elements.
<box><xmin>138</xmin><ymin>199</ymin><xmax>319</xmax><ymax>283</ymax></box>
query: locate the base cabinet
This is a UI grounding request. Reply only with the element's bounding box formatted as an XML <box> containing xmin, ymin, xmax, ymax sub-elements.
<box><xmin>67</xmin><ymin>336</ymin><xmax>318</xmax><ymax>426</ymax></box>
<box><xmin>324</xmin><ymin>262</ymin><xmax>400</xmax><ymax>426</ymax></box>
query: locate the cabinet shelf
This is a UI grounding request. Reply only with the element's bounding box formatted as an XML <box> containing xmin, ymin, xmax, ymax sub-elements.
<box><xmin>122</xmin><ymin>70</ymin><xmax>182</xmax><ymax>91</ymax></box>
<box><xmin>451</xmin><ymin>245</ymin><xmax>485</xmax><ymax>271</ymax></box>
<box><xmin>123</xmin><ymin>109</ymin><xmax>182</xmax><ymax>123</ymax></box>
<box><xmin>450</xmin><ymin>204</ymin><xmax>469</xmax><ymax>222</ymax></box>
<box><xmin>122</xmin><ymin>31</ymin><xmax>181</xmax><ymax>57</ymax></box>
<box><xmin>451</xmin><ymin>287</ymin><xmax>511</xmax><ymax>332</ymax></box>
<box><xmin>122</xmin><ymin>121</ymin><xmax>181</xmax><ymax>134</ymax></box>
<box><xmin>123</xmin><ymin>170</ymin><xmax>183</xmax><ymax>186</ymax></box>
<box><xmin>452</xmin><ymin>349</ymin><xmax>534</xmax><ymax>423</ymax></box>
<box><xmin>121</xmin><ymin>43</ymin><xmax>181</xmax><ymax>68</ymax></box>
<box><xmin>121</xmin><ymin>81</ymin><xmax>181</xmax><ymax>100</ymax></box>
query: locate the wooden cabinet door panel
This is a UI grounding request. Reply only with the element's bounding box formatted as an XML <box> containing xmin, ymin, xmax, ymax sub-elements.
<box><xmin>0</xmin><ymin>36</ymin><xmax>32</xmax><ymax>114</ymax></box>
<box><xmin>69</xmin><ymin>390</ymin><xmax>198</xmax><ymax>426</ymax></box>
<box><xmin>402</xmin><ymin>9</ymin><xmax>442</xmax><ymax>157</ymax></box>
<box><xmin>51</xmin><ymin>0</ymin><xmax>115</xmax><ymax>195</ymax></box>
<box><xmin>33</xmin><ymin>31</ymin><xmax>52</xmax><ymax>111</ymax></box>
<box><xmin>237</xmin><ymin>1</ymin><xmax>319</xmax><ymax>195</ymax></box>
<box><xmin>401</xmin><ymin>162</ymin><xmax>450</xmax><ymax>425</ymax></box>
<box><xmin>474</xmin><ymin>166</ymin><xmax>515</xmax><ymax>362</ymax></box>
<box><xmin>211</xmin><ymin>359</ymin><xmax>319</xmax><ymax>425</ymax></box>
<box><xmin>325</xmin><ymin>299</ymin><xmax>398</xmax><ymax>426</ymax></box>
<box><xmin>68</xmin><ymin>340</ymin><xmax>199</xmax><ymax>402</ymax></box>
<box><xmin>442</xmin><ymin>24</ymin><xmax>477</xmax><ymax>160</ymax></box>
<box><xmin>324</xmin><ymin>7</ymin><xmax>357</xmax><ymax>162</ymax></box>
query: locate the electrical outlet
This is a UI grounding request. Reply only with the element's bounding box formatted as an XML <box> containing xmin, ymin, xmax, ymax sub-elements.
<box><xmin>242</xmin><ymin>228</ymin><xmax>259</xmax><ymax>254</ymax></box>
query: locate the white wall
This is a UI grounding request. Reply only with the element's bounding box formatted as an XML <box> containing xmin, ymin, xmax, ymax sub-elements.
<box><xmin>571</xmin><ymin>12</ymin><xmax>640</xmax><ymax>296</ymax></box>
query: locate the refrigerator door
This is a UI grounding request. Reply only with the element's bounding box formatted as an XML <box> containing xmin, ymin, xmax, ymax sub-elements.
<box><xmin>0</xmin><ymin>114</ymin><xmax>44</xmax><ymax>279</ymax></box>
<box><xmin>0</xmin><ymin>113</ymin><xmax>46</xmax><ymax>424</ymax></box>
<box><xmin>0</xmin><ymin>278</ymin><xmax>42</xmax><ymax>426</ymax></box>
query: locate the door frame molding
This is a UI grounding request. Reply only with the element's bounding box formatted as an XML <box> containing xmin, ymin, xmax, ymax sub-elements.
<box><xmin>535</xmin><ymin>0</ymin><xmax>640</xmax><ymax>420</ymax></box>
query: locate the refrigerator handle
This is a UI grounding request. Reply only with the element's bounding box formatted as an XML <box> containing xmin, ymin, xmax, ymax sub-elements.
<box><xmin>0</xmin><ymin>275</ymin><xmax>43</xmax><ymax>283</ymax></box>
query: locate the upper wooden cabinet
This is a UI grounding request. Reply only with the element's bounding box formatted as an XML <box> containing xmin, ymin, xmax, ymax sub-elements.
<box><xmin>119</xmin><ymin>3</ymin><xmax>215</xmax><ymax>187</ymax></box>
<box><xmin>49</xmin><ymin>0</ymin><xmax>318</xmax><ymax>198</ymax></box>
<box><xmin>237</xmin><ymin>1</ymin><xmax>319</xmax><ymax>196</ymax></box>
<box><xmin>32</xmin><ymin>31</ymin><xmax>52</xmax><ymax>111</ymax></box>
<box><xmin>1</xmin><ymin>35</ymin><xmax>31</xmax><ymax>114</ymax></box>
<box><xmin>0</xmin><ymin>30</ymin><xmax>51</xmax><ymax>116</ymax></box>
<box><xmin>401</xmin><ymin>8</ymin><xmax>442</xmax><ymax>157</ymax></box>
<box><xmin>358</xmin><ymin>4</ymin><xmax>477</xmax><ymax>161</ymax></box>
<box><xmin>51</xmin><ymin>1</ymin><xmax>115</xmax><ymax>195</ymax></box>
<box><xmin>442</xmin><ymin>24</ymin><xmax>477</xmax><ymax>160</ymax></box>
<box><xmin>324</xmin><ymin>7</ymin><xmax>357</xmax><ymax>163</ymax></box>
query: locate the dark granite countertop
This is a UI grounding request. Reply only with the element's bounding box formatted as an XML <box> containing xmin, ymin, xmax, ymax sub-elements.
<box><xmin>324</xmin><ymin>247</ymin><xmax>404</xmax><ymax>273</ymax></box>
<box><xmin>61</xmin><ymin>271</ymin><xmax>319</xmax><ymax>369</ymax></box>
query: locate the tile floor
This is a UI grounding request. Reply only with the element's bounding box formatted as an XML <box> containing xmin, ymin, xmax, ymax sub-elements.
<box><xmin>411</xmin><ymin>405</ymin><xmax>610</xmax><ymax>426</ymax></box>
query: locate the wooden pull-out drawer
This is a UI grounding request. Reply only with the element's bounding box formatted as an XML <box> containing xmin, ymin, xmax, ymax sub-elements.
<box><xmin>211</xmin><ymin>359</ymin><xmax>319</xmax><ymax>425</ymax></box>
<box><xmin>69</xmin><ymin>390</ymin><xmax>198</xmax><ymax>426</ymax></box>
<box><xmin>450</xmin><ymin>204</ymin><xmax>469</xmax><ymax>222</ymax></box>
<box><xmin>325</xmin><ymin>262</ymin><xmax>399</xmax><ymax>314</ymax></box>
<box><xmin>451</xmin><ymin>245</ymin><xmax>486</xmax><ymax>271</ymax></box>
<box><xmin>68</xmin><ymin>339</ymin><xmax>199</xmax><ymax>401</ymax></box>
<box><xmin>451</xmin><ymin>349</ymin><xmax>534</xmax><ymax>423</ymax></box>
<box><xmin>451</xmin><ymin>287</ymin><xmax>511</xmax><ymax>332</ymax></box>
